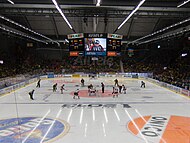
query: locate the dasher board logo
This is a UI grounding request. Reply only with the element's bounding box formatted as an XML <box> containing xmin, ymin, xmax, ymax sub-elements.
<box><xmin>0</xmin><ymin>117</ymin><xmax>70</xmax><ymax>143</ymax></box>
<box><xmin>127</xmin><ymin>115</ymin><xmax>190</xmax><ymax>143</ymax></box>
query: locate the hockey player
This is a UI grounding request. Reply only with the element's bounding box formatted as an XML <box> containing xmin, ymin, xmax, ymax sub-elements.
<box><xmin>141</xmin><ymin>81</ymin><xmax>146</xmax><ymax>88</ymax></box>
<box><xmin>112</xmin><ymin>86</ymin><xmax>119</xmax><ymax>98</ymax></box>
<box><xmin>88</xmin><ymin>84</ymin><xmax>93</xmax><ymax>92</ymax></box>
<box><xmin>29</xmin><ymin>89</ymin><xmax>35</xmax><ymax>100</ymax></box>
<box><xmin>60</xmin><ymin>84</ymin><xmax>65</xmax><ymax>94</ymax></box>
<box><xmin>73</xmin><ymin>89</ymin><xmax>80</xmax><ymax>99</ymax></box>
<box><xmin>36</xmin><ymin>79</ymin><xmax>41</xmax><ymax>88</ymax></box>
<box><xmin>118</xmin><ymin>85</ymin><xmax>122</xmax><ymax>93</ymax></box>
<box><xmin>114</xmin><ymin>79</ymin><xmax>119</xmax><ymax>86</ymax></box>
<box><xmin>81</xmin><ymin>78</ymin><xmax>85</xmax><ymax>87</ymax></box>
<box><xmin>122</xmin><ymin>85</ymin><xmax>127</xmax><ymax>94</ymax></box>
<box><xmin>53</xmin><ymin>83</ymin><xmax>57</xmax><ymax>92</ymax></box>
<box><xmin>89</xmin><ymin>88</ymin><xmax>96</xmax><ymax>96</ymax></box>
<box><xmin>101</xmin><ymin>82</ymin><xmax>105</xmax><ymax>93</ymax></box>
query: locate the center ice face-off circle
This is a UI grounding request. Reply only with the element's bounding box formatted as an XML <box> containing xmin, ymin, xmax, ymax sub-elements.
<box><xmin>70</xmin><ymin>90</ymin><xmax>113</xmax><ymax>97</ymax></box>
<box><xmin>0</xmin><ymin>117</ymin><xmax>70</xmax><ymax>143</ymax></box>
<box><xmin>127</xmin><ymin>115</ymin><xmax>190</xmax><ymax>143</ymax></box>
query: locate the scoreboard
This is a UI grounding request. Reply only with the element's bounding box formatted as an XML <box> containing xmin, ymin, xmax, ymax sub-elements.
<box><xmin>68</xmin><ymin>33</ymin><xmax>84</xmax><ymax>56</ymax></box>
<box><xmin>107</xmin><ymin>34</ymin><xmax>123</xmax><ymax>56</ymax></box>
<box><xmin>68</xmin><ymin>33</ymin><xmax>123</xmax><ymax>56</ymax></box>
<box><xmin>69</xmin><ymin>39</ymin><xmax>84</xmax><ymax>51</ymax></box>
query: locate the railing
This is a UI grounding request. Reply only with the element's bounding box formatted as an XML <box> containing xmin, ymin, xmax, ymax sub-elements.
<box><xmin>0</xmin><ymin>74</ymin><xmax>46</xmax><ymax>96</ymax></box>
<box><xmin>146</xmin><ymin>78</ymin><xmax>190</xmax><ymax>98</ymax></box>
<box><xmin>0</xmin><ymin>78</ymin><xmax>37</xmax><ymax>95</ymax></box>
<box><xmin>0</xmin><ymin>74</ymin><xmax>43</xmax><ymax>89</ymax></box>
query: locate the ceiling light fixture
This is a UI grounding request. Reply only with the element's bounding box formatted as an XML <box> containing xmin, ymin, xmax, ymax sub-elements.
<box><xmin>0</xmin><ymin>25</ymin><xmax>47</xmax><ymax>44</ymax></box>
<box><xmin>138</xmin><ymin>28</ymin><xmax>190</xmax><ymax>45</ymax></box>
<box><xmin>0</xmin><ymin>15</ymin><xmax>59</xmax><ymax>45</ymax></box>
<box><xmin>133</xmin><ymin>17</ymin><xmax>190</xmax><ymax>43</ymax></box>
<box><xmin>177</xmin><ymin>0</ymin><xmax>190</xmax><ymax>8</ymax></box>
<box><xmin>52</xmin><ymin>0</ymin><xmax>73</xmax><ymax>30</ymax></box>
<box><xmin>117</xmin><ymin>0</ymin><xmax>146</xmax><ymax>30</ymax></box>
<box><xmin>96</xmin><ymin>0</ymin><xmax>101</xmax><ymax>6</ymax></box>
<box><xmin>7</xmin><ymin>0</ymin><xmax>14</xmax><ymax>5</ymax></box>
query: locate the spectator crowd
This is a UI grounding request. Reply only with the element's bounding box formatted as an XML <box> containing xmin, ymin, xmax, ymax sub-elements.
<box><xmin>0</xmin><ymin>49</ymin><xmax>189</xmax><ymax>90</ymax></box>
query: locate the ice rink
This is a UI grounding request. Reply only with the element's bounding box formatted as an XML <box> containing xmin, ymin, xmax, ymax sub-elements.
<box><xmin>0</xmin><ymin>77</ymin><xmax>190</xmax><ymax>143</ymax></box>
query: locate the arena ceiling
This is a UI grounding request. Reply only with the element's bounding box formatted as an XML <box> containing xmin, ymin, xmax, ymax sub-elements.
<box><xmin>0</xmin><ymin>0</ymin><xmax>190</xmax><ymax>44</ymax></box>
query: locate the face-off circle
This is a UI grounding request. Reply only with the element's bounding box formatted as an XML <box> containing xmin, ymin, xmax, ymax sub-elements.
<box><xmin>0</xmin><ymin>117</ymin><xmax>70</xmax><ymax>143</ymax></box>
<box><xmin>70</xmin><ymin>90</ymin><xmax>113</xmax><ymax>98</ymax></box>
<box><xmin>127</xmin><ymin>115</ymin><xmax>190</xmax><ymax>143</ymax></box>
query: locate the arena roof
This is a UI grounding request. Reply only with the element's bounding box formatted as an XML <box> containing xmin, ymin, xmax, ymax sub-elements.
<box><xmin>0</xmin><ymin>0</ymin><xmax>190</xmax><ymax>44</ymax></box>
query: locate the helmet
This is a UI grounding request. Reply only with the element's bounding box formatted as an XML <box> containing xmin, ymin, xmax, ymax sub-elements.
<box><xmin>94</xmin><ymin>40</ymin><xmax>100</xmax><ymax>44</ymax></box>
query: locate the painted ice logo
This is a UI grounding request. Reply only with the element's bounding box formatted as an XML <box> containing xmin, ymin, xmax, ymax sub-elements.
<box><xmin>0</xmin><ymin>117</ymin><xmax>70</xmax><ymax>143</ymax></box>
<box><xmin>127</xmin><ymin>115</ymin><xmax>190</xmax><ymax>143</ymax></box>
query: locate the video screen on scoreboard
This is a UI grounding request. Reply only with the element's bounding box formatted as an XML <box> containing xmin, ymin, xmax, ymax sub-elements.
<box><xmin>84</xmin><ymin>38</ymin><xmax>107</xmax><ymax>56</ymax></box>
